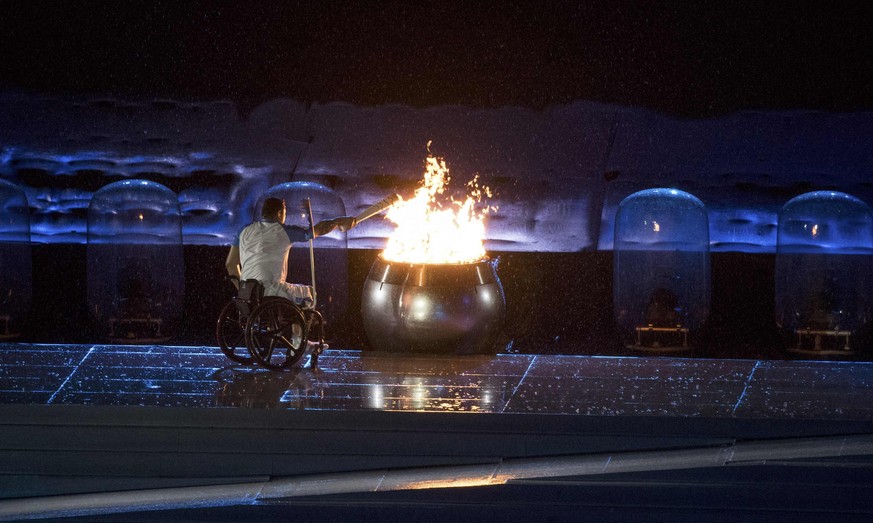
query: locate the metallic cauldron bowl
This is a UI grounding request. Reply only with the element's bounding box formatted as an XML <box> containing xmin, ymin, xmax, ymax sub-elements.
<box><xmin>361</xmin><ymin>255</ymin><xmax>506</xmax><ymax>354</ymax></box>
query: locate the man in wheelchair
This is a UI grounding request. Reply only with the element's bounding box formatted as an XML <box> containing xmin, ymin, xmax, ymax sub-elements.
<box><xmin>220</xmin><ymin>197</ymin><xmax>355</xmax><ymax>368</ymax></box>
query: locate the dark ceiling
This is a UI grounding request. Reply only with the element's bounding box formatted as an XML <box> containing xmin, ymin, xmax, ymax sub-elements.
<box><xmin>1</xmin><ymin>1</ymin><xmax>872</xmax><ymax>117</ymax></box>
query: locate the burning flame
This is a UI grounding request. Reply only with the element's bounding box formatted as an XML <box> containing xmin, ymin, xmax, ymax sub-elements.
<box><xmin>382</xmin><ymin>148</ymin><xmax>492</xmax><ymax>264</ymax></box>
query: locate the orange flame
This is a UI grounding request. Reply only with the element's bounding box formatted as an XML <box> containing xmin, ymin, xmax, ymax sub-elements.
<box><xmin>382</xmin><ymin>150</ymin><xmax>492</xmax><ymax>264</ymax></box>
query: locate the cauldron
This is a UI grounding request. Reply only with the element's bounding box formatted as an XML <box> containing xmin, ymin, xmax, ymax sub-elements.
<box><xmin>361</xmin><ymin>255</ymin><xmax>505</xmax><ymax>354</ymax></box>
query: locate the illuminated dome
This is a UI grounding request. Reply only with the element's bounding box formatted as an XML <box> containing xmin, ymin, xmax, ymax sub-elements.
<box><xmin>87</xmin><ymin>180</ymin><xmax>184</xmax><ymax>342</ymax></box>
<box><xmin>775</xmin><ymin>191</ymin><xmax>873</xmax><ymax>355</ymax></box>
<box><xmin>0</xmin><ymin>179</ymin><xmax>32</xmax><ymax>338</ymax></box>
<box><xmin>257</xmin><ymin>181</ymin><xmax>349</xmax><ymax>325</ymax></box>
<box><xmin>613</xmin><ymin>188</ymin><xmax>710</xmax><ymax>352</ymax></box>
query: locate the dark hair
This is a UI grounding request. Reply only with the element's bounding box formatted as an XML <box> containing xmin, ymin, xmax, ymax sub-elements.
<box><xmin>261</xmin><ymin>197</ymin><xmax>285</xmax><ymax>219</ymax></box>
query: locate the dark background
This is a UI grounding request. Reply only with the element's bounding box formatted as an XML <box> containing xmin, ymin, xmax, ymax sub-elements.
<box><xmin>26</xmin><ymin>245</ymin><xmax>795</xmax><ymax>361</ymax></box>
<box><xmin>2</xmin><ymin>1</ymin><xmax>873</xmax><ymax>116</ymax></box>
<box><xmin>4</xmin><ymin>2</ymin><xmax>871</xmax><ymax>359</ymax></box>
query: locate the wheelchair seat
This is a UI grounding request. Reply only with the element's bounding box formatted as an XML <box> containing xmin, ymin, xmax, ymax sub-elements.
<box><xmin>234</xmin><ymin>279</ymin><xmax>264</xmax><ymax>317</ymax></box>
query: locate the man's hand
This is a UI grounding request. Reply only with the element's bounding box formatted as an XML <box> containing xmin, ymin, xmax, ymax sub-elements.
<box><xmin>314</xmin><ymin>216</ymin><xmax>357</xmax><ymax>236</ymax></box>
<box><xmin>333</xmin><ymin>216</ymin><xmax>356</xmax><ymax>232</ymax></box>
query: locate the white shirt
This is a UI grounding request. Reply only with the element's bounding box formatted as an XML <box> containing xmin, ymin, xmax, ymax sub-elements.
<box><xmin>234</xmin><ymin>221</ymin><xmax>310</xmax><ymax>285</ymax></box>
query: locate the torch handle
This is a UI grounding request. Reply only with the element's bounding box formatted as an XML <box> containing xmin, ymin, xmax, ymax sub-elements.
<box><xmin>354</xmin><ymin>193</ymin><xmax>400</xmax><ymax>224</ymax></box>
<box><xmin>304</xmin><ymin>198</ymin><xmax>317</xmax><ymax>307</ymax></box>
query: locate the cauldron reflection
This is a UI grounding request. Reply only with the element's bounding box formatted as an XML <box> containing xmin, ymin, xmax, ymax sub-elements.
<box><xmin>361</xmin><ymin>255</ymin><xmax>505</xmax><ymax>354</ymax></box>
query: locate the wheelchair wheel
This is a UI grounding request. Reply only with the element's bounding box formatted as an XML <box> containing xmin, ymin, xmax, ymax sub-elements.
<box><xmin>246</xmin><ymin>299</ymin><xmax>308</xmax><ymax>370</ymax></box>
<box><xmin>216</xmin><ymin>300</ymin><xmax>254</xmax><ymax>365</ymax></box>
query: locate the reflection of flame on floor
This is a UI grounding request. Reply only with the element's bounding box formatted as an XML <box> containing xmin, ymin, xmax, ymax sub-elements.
<box><xmin>216</xmin><ymin>354</ymin><xmax>509</xmax><ymax>412</ymax></box>
<box><xmin>364</xmin><ymin>374</ymin><xmax>502</xmax><ymax>412</ymax></box>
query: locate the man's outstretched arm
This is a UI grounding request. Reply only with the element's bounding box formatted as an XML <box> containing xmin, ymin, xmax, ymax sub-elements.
<box><xmin>313</xmin><ymin>216</ymin><xmax>356</xmax><ymax>237</ymax></box>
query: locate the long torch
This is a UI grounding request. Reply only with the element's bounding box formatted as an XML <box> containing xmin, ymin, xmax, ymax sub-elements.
<box><xmin>304</xmin><ymin>198</ymin><xmax>317</xmax><ymax>307</ymax></box>
<box><xmin>354</xmin><ymin>193</ymin><xmax>401</xmax><ymax>225</ymax></box>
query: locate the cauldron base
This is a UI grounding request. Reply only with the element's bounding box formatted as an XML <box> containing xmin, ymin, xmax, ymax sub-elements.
<box><xmin>361</xmin><ymin>256</ymin><xmax>506</xmax><ymax>354</ymax></box>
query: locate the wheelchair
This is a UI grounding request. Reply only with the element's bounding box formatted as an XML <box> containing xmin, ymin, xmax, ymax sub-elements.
<box><xmin>216</xmin><ymin>278</ymin><xmax>326</xmax><ymax>369</ymax></box>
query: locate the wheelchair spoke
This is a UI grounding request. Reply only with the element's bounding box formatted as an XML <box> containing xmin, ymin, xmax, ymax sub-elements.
<box><xmin>268</xmin><ymin>335</ymin><xmax>280</xmax><ymax>358</ymax></box>
<box><xmin>276</xmin><ymin>332</ymin><xmax>296</xmax><ymax>357</ymax></box>
<box><xmin>261</xmin><ymin>341</ymin><xmax>275</xmax><ymax>360</ymax></box>
<box><xmin>229</xmin><ymin>331</ymin><xmax>245</xmax><ymax>349</ymax></box>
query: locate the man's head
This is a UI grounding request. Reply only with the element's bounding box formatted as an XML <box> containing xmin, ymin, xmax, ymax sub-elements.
<box><xmin>261</xmin><ymin>197</ymin><xmax>286</xmax><ymax>223</ymax></box>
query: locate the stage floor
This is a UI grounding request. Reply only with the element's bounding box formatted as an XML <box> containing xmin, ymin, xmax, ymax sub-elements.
<box><xmin>3</xmin><ymin>343</ymin><xmax>873</xmax><ymax>521</ymax></box>
<box><xmin>3</xmin><ymin>342</ymin><xmax>873</xmax><ymax>420</ymax></box>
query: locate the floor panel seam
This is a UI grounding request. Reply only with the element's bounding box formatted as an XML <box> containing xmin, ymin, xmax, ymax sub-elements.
<box><xmin>502</xmin><ymin>355</ymin><xmax>537</xmax><ymax>413</ymax></box>
<box><xmin>731</xmin><ymin>360</ymin><xmax>761</xmax><ymax>416</ymax></box>
<box><xmin>47</xmin><ymin>346</ymin><xmax>97</xmax><ymax>404</ymax></box>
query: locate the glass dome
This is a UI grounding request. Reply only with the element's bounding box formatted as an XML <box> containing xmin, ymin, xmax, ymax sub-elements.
<box><xmin>255</xmin><ymin>181</ymin><xmax>349</xmax><ymax>327</ymax></box>
<box><xmin>87</xmin><ymin>180</ymin><xmax>184</xmax><ymax>343</ymax></box>
<box><xmin>775</xmin><ymin>191</ymin><xmax>873</xmax><ymax>355</ymax></box>
<box><xmin>0</xmin><ymin>179</ymin><xmax>31</xmax><ymax>339</ymax></box>
<box><xmin>613</xmin><ymin>188</ymin><xmax>710</xmax><ymax>352</ymax></box>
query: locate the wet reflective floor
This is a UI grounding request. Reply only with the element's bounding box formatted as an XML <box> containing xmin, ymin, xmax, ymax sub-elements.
<box><xmin>3</xmin><ymin>342</ymin><xmax>873</xmax><ymax>421</ymax></box>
